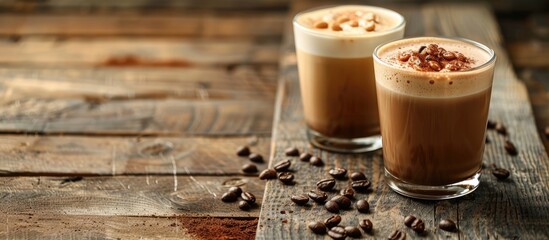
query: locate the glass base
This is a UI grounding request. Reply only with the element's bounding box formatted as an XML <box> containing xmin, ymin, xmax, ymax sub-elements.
<box><xmin>307</xmin><ymin>128</ymin><xmax>382</xmax><ymax>153</ymax></box>
<box><xmin>385</xmin><ymin>169</ymin><xmax>481</xmax><ymax>200</ymax></box>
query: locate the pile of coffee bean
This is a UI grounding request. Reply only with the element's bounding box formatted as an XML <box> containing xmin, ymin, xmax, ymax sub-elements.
<box><xmin>397</xmin><ymin>44</ymin><xmax>473</xmax><ymax>72</ymax></box>
<box><xmin>308</xmin><ymin>215</ymin><xmax>371</xmax><ymax>239</ymax></box>
<box><xmin>258</xmin><ymin>147</ymin><xmax>324</xmax><ymax>185</ymax></box>
<box><xmin>236</xmin><ymin>145</ymin><xmax>265</xmax><ymax>174</ymax></box>
<box><xmin>486</xmin><ymin>120</ymin><xmax>516</xmax><ymax>180</ymax></box>
<box><xmin>220</xmin><ymin>186</ymin><xmax>257</xmax><ymax>211</ymax></box>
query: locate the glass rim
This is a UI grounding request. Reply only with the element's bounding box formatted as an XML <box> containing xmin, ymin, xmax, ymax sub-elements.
<box><xmin>372</xmin><ymin>36</ymin><xmax>497</xmax><ymax>74</ymax></box>
<box><xmin>292</xmin><ymin>5</ymin><xmax>406</xmax><ymax>39</ymax></box>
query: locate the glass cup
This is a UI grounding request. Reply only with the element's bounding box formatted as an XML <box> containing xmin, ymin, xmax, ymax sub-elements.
<box><xmin>293</xmin><ymin>5</ymin><xmax>405</xmax><ymax>153</ymax></box>
<box><xmin>373</xmin><ymin>37</ymin><xmax>497</xmax><ymax>200</ymax></box>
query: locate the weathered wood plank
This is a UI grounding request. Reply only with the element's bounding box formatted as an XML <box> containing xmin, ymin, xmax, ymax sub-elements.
<box><xmin>257</xmin><ymin>2</ymin><xmax>549</xmax><ymax>240</ymax></box>
<box><xmin>0</xmin><ymin>12</ymin><xmax>285</xmax><ymax>38</ymax></box>
<box><xmin>521</xmin><ymin>68</ymin><xmax>549</xmax><ymax>155</ymax></box>
<box><xmin>0</xmin><ymin>135</ymin><xmax>269</xmax><ymax>175</ymax></box>
<box><xmin>0</xmin><ymin>38</ymin><xmax>279</xmax><ymax>67</ymax></box>
<box><xmin>0</xmin><ymin>176</ymin><xmax>264</xmax><ymax>217</ymax></box>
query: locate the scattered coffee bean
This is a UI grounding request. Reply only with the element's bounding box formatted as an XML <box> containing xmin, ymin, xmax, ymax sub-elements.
<box><xmin>351</xmin><ymin>180</ymin><xmax>371</xmax><ymax>191</ymax></box>
<box><xmin>545</xmin><ymin>126</ymin><xmax>549</xmax><ymax>139</ymax></box>
<box><xmin>278</xmin><ymin>172</ymin><xmax>294</xmax><ymax>184</ymax></box>
<box><xmin>228</xmin><ymin>186</ymin><xmax>242</xmax><ymax>196</ymax></box>
<box><xmin>259</xmin><ymin>168</ymin><xmax>277</xmax><ymax>180</ymax></box>
<box><xmin>324</xmin><ymin>215</ymin><xmax>342</xmax><ymax>229</ymax></box>
<box><xmin>404</xmin><ymin>215</ymin><xmax>416</xmax><ymax>227</ymax></box>
<box><xmin>284</xmin><ymin>147</ymin><xmax>300</xmax><ymax>157</ymax></box>
<box><xmin>241</xmin><ymin>163</ymin><xmax>258</xmax><ymax>173</ymax></box>
<box><xmin>487</xmin><ymin>120</ymin><xmax>496</xmax><ymax>129</ymax></box>
<box><xmin>359</xmin><ymin>219</ymin><xmax>373</xmax><ymax>233</ymax></box>
<box><xmin>327</xmin><ymin>226</ymin><xmax>347</xmax><ymax>240</ymax></box>
<box><xmin>350</xmin><ymin>172</ymin><xmax>367</xmax><ymax>181</ymax></box>
<box><xmin>486</xmin><ymin>136</ymin><xmax>490</xmax><ymax>143</ymax></box>
<box><xmin>504</xmin><ymin>140</ymin><xmax>518</xmax><ymax>156</ymax></box>
<box><xmin>442</xmin><ymin>51</ymin><xmax>457</xmax><ymax>60</ymax></box>
<box><xmin>236</xmin><ymin>146</ymin><xmax>250</xmax><ymax>156</ymax></box>
<box><xmin>340</xmin><ymin>187</ymin><xmax>355</xmax><ymax>199</ymax></box>
<box><xmin>325</xmin><ymin>200</ymin><xmax>340</xmax><ymax>213</ymax></box>
<box><xmin>329</xmin><ymin>168</ymin><xmax>348</xmax><ymax>179</ymax></box>
<box><xmin>274</xmin><ymin>159</ymin><xmax>291</xmax><ymax>172</ymax></box>
<box><xmin>345</xmin><ymin>226</ymin><xmax>362</xmax><ymax>238</ymax></box>
<box><xmin>241</xmin><ymin>192</ymin><xmax>256</xmax><ymax>204</ymax></box>
<box><xmin>492</xmin><ymin>167</ymin><xmax>510</xmax><ymax>180</ymax></box>
<box><xmin>388</xmin><ymin>229</ymin><xmax>405</xmax><ymax>240</ymax></box>
<box><xmin>331</xmin><ymin>195</ymin><xmax>351</xmax><ymax>209</ymax></box>
<box><xmin>238</xmin><ymin>200</ymin><xmax>251</xmax><ymax>211</ymax></box>
<box><xmin>495</xmin><ymin>123</ymin><xmax>507</xmax><ymax>136</ymax></box>
<box><xmin>249</xmin><ymin>153</ymin><xmax>264</xmax><ymax>163</ymax></box>
<box><xmin>299</xmin><ymin>153</ymin><xmax>312</xmax><ymax>162</ymax></box>
<box><xmin>308</xmin><ymin>190</ymin><xmax>328</xmax><ymax>203</ymax></box>
<box><xmin>221</xmin><ymin>192</ymin><xmax>238</xmax><ymax>202</ymax></box>
<box><xmin>290</xmin><ymin>194</ymin><xmax>309</xmax><ymax>206</ymax></box>
<box><xmin>310</xmin><ymin>156</ymin><xmax>324</xmax><ymax>166</ymax></box>
<box><xmin>439</xmin><ymin>219</ymin><xmax>457</xmax><ymax>232</ymax></box>
<box><xmin>411</xmin><ymin>218</ymin><xmax>425</xmax><ymax>233</ymax></box>
<box><xmin>308</xmin><ymin>221</ymin><xmax>327</xmax><ymax>234</ymax></box>
<box><xmin>317</xmin><ymin>178</ymin><xmax>336</xmax><ymax>191</ymax></box>
<box><xmin>356</xmin><ymin>199</ymin><xmax>370</xmax><ymax>213</ymax></box>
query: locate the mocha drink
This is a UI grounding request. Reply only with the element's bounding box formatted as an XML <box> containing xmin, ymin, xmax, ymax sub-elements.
<box><xmin>293</xmin><ymin>6</ymin><xmax>405</xmax><ymax>152</ymax></box>
<box><xmin>373</xmin><ymin>37</ymin><xmax>496</xmax><ymax>199</ymax></box>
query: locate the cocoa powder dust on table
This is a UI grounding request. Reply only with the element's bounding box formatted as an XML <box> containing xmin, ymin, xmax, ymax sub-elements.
<box><xmin>178</xmin><ymin>217</ymin><xmax>257</xmax><ymax>240</ymax></box>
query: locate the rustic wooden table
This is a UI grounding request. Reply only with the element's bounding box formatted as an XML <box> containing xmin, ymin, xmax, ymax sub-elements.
<box><xmin>0</xmin><ymin>0</ymin><xmax>548</xmax><ymax>239</ymax></box>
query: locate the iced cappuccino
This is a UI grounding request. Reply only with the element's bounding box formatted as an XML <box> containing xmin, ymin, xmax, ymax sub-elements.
<box><xmin>293</xmin><ymin>5</ymin><xmax>405</xmax><ymax>153</ymax></box>
<box><xmin>373</xmin><ymin>37</ymin><xmax>496</xmax><ymax>199</ymax></box>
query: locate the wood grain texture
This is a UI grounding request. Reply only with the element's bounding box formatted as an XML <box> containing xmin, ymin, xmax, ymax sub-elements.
<box><xmin>256</xmin><ymin>2</ymin><xmax>549</xmax><ymax>239</ymax></box>
<box><xmin>0</xmin><ymin>37</ymin><xmax>279</xmax><ymax>67</ymax></box>
<box><xmin>0</xmin><ymin>176</ymin><xmax>264</xmax><ymax>217</ymax></box>
<box><xmin>0</xmin><ymin>12</ymin><xmax>285</xmax><ymax>38</ymax></box>
<box><xmin>0</xmin><ymin>135</ymin><xmax>270</xmax><ymax>175</ymax></box>
<box><xmin>521</xmin><ymin>69</ymin><xmax>549</xmax><ymax>156</ymax></box>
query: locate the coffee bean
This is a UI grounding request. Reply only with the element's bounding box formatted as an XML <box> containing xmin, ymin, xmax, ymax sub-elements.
<box><xmin>351</xmin><ymin>180</ymin><xmax>371</xmax><ymax>192</ymax></box>
<box><xmin>324</xmin><ymin>215</ymin><xmax>341</xmax><ymax>229</ymax></box>
<box><xmin>299</xmin><ymin>153</ymin><xmax>312</xmax><ymax>162</ymax></box>
<box><xmin>418</xmin><ymin>46</ymin><xmax>427</xmax><ymax>54</ymax></box>
<box><xmin>310</xmin><ymin>156</ymin><xmax>324</xmax><ymax>166</ymax></box>
<box><xmin>486</xmin><ymin>136</ymin><xmax>490</xmax><ymax>143</ymax></box>
<box><xmin>325</xmin><ymin>200</ymin><xmax>340</xmax><ymax>213</ymax></box>
<box><xmin>350</xmin><ymin>172</ymin><xmax>367</xmax><ymax>181</ymax></box>
<box><xmin>308</xmin><ymin>190</ymin><xmax>328</xmax><ymax>203</ymax></box>
<box><xmin>241</xmin><ymin>163</ymin><xmax>258</xmax><ymax>173</ymax></box>
<box><xmin>404</xmin><ymin>215</ymin><xmax>416</xmax><ymax>227</ymax></box>
<box><xmin>284</xmin><ymin>147</ymin><xmax>300</xmax><ymax>157</ymax></box>
<box><xmin>329</xmin><ymin>168</ymin><xmax>348</xmax><ymax>179</ymax></box>
<box><xmin>340</xmin><ymin>188</ymin><xmax>355</xmax><ymax>199</ymax></box>
<box><xmin>249</xmin><ymin>153</ymin><xmax>264</xmax><ymax>163</ymax></box>
<box><xmin>278</xmin><ymin>172</ymin><xmax>294</xmax><ymax>184</ymax></box>
<box><xmin>317</xmin><ymin>178</ymin><xmax>336</xmax><ymax>191</ymax></box>
<box><xmin>238</xmin><ymin>200</ymin><xmax>251</xmax><ymax>211</ymax></box>
<box><xmin>290</xmin><ymin>194</ymin><xmax>309</xmax><ymax>206</ymax></box>
<box><xmin>428</xmin><ymin>60</ymin><xmax>442</xmax><ymax>71</ymax></box>
<box><xmin>439</xmin><ymin>219</ymin><xmax>457</xmax><ymax>232</ymax></box>
<box><xmin>359</xmin><ymin>219</ymin><xmax>373</xmax><ymax>233</ymax></box>
<box><xmin>327</xmin><ymin>226</ymin><xmax>346</xmax><ymax>240</ymax></box>
<box><xmin>308</xmin><ymin>221</ymin><xmax>327</xmax><ymax>234</ymax></box>
<box><xmin>221</xmin><ymin>192</ymin><xmax>237</xmax><ymax>202</ymax></box>
<box><xmin>545</xmin><ymin>126</ymin><xmax>549</xmax><ymax>139</ymax></box>
<box><xmin>259</xmin><ymin>168</ymin><xmax>277</xmax><ymax>180</ymax></box>
<box><xmin>411</xmin><ymin>218</ymin><xmax>425</xmax><ymax>233</ymax></box>
<box><xmin>236</xmin><ymin>146</ymin><xmax>250</xmax><ymax>156</ymax></box>
<box><xmin>345</xmin><ymin>226</ymin><xmax>362</xmax><ymax>238</ymax></box>
<box><xmin>398</xmin><ymin>53</ymin><xmax>411</xmax><ymax>62</ymax></box>
<box><xmin>504</xmin><ymin>140</ymin><xmax>518</xmax><ymax>156</ymax></box>
<box><xmin>241</xmin><ymin>192</ymin><xmax>256</xmax><ymax>204</ymax></box>
<box><xmin>442</xmin><ymin>51</ymin><xmax>457</xmax><ymax>60</ymax></box>
<box><xmin>388</xmin><ymin>229</ymin><xmax>405</xmax><ymax>240</ymax></box>
<box><xmin>495</xmin><ymin>123</ymin><xmax>507</xmax><ymax>136</ymax></box>
<box><xmin>274</xmin><ymin>159</ymin><xmax>291</xmax><ymax>172</ymax></box>
<box><xmin>487</xmin><ymin>120</ymin><xmax>496</xmax><ymax>129</ymax></box>
<box><xmin>331</xmin><ymin>195</ymin><xmax>351</xmax><ymax>209</ymax></box>
<box><xmin>356</xmin><ymin>199</ymin><xmax>369</xmax><ymax>213</ymax></box>
<box><xmin>492</xmin><ymin>167</ymin><xmax>510</xmax><ymax>180</ymax></box>
<box><xmin>314</xmin><ymin>21</ymin><xmax>329</xmax><ymax>29</ymax></box>
<box><xmin>228</xmin><ymin>186</ymin><xmax>242</xmax><ymax>196</ymax></box>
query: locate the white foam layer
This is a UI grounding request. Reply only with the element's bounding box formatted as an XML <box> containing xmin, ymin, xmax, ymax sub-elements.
<box><xmin>374</xmin><ymin>37</ymin><xmax>496</xmax><ymax>98</ymax></box>
<box><xmin>293</xmin><ymin>5</ymin><xmax>405</xmax><ymax>58</ymax></box>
